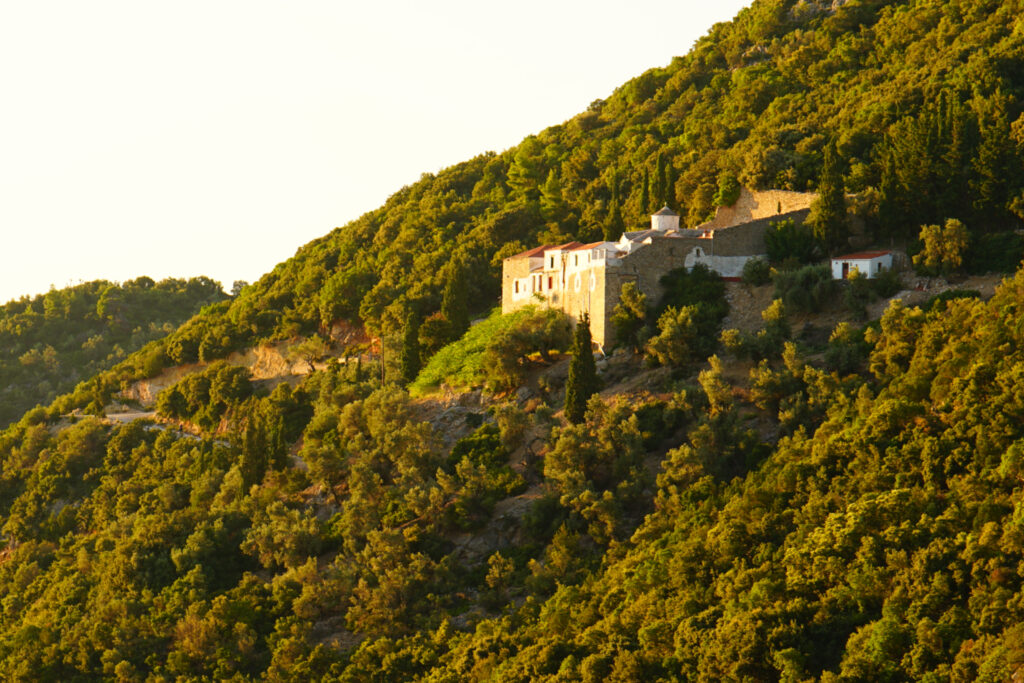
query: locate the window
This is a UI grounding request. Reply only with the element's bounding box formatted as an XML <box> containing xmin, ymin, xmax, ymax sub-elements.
<box><xmin>514</xmin><ymin>281</ymin><xmax>519</xmax><ymax>293</ymax></box>
<box><xmin>550</xmin><ymin>256</ymin><xmax>554</xmax><ymax>269</ymax></box>
<box><xmin>548</xmin><ymin>276</ymin><xmax>553</xmax><ymax>289</ymax></box>
<box><xmin>574</xmin><ymin>255</ymin><xmax>578</xmax><ymax>266</ymax></box>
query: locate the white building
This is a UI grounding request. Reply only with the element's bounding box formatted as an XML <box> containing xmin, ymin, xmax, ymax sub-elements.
<box><xmin>831</xmin><ymin>250</ymin><xmax>894</xmax><ymax>279</ymax></box>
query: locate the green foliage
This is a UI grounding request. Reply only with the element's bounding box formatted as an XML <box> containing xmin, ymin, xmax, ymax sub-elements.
<box><xmin>399</xmin><ymin>313</ymin><xmax>422</xmax><ymax>386</ymax></box>
<box><xmin>721</xmin><ymin>298</ymin><xmax>792</xmax><ymax>361</ymax></box>
<box><xmin>441</xmin><ymin>257</ymin><xmax>471</xmax><ymax>340</ymax></box>
<box><xmin>610</xmin><ymin>281</ymin><xmax>648</xmax><ymax>352</ymax></box>
<box><xmin>713</xmin><ymin>171</ymin><xmax>741</xmax><ymax>208</ymax></box>
<box><xmin>644</xmin><ymin>264</ymin><xmax>730</xmax><ymax>368</ymax></box>
<box><xmin>410</xmin><ymin>307</ymin><xmax>569</xmax><ymax>396</ymax></box>
<box><xmin>967</xmin><ymin>231</ymin><xmax>1024</xmax><ymax>274</ymax></box>
<box><xmin>565</xmin><ymin>314</ymin><xmax>599</xmax><ymax>424</ymax></box>
<box><xmin>0</xmin><ymin>277</ymin><xmax>224</xmax><ymax>427</ymax></box>
<box><xmin>764</xmin><ymin>218</ymin><xmax>819</xmax><ymax>264</ymax></box>
<box><xmin>658</xmin><ymin>263</ymin><xmax>729</xmax><ymax>328</ymax></box>
<box><xmin>913</xmin><ymin>218</ymin><xmax>970</xmax><ymax>275</ymax></box>
<box><xmin>773</xmin><ymin>263</ymin><xmax>838</xmax><ymax>313</ymax></box>
<box><xmin>844</xmin><ymin>267</ymin><xmax>874</xmax><ymax>320</ymax></box>
<box><xmin>807</xmin><ymin>139</ymin><xmax>847</xmax><ymax>253</ymax></box>
<box><xmin>646</xmin><ymin>305</ymin><xmax>704</xmax><ymax>368</ymax></box>
<box><xmin>925</xmin><ymin>288</ymin><xmax>981</xmax><ymax>311</ymax></box>
<box><xmin>8</xmin><ymin>1</ymin><xmax>1024</xmax><ymax>679</ymax></box>
<box><xmin>741</xmin><ymin>256</ymin><xmax>772</xmax><ymax>286</ymax></box>
<box><xmin>156</xmin><ymin>360</ymin><xmax>253</xmax><ymax>432</ymax></box>
<box><xmin>824</xmin><ymin>321</ymin><xmax>870</xmax><ymax>374</ymax></box>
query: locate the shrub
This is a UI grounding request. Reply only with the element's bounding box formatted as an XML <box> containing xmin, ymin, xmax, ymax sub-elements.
<box><xmin>765</xmin><ymin>218</ymin><xmax>819</xmax><ymax>264</ymax></box>
<box><xmin>741</xmin><ymin>257</ymin><xmax>771</xmax><ymax>286</ymax></box>
<box><xmin>773</xmin><ymin>264</ymin><xmax>837</xmax><ymax>313</ymax></box>
<box><xmin>925</xmin><ymin>289</ymin><xmax>981</xmax><ymax>311</ymax></box>
<box><xmin>825</xmin><ymin>322</ymin><xmax>870</xmax><ymax>374</ymax></box>
<box><xmin>967</xmin><ymin>232</ymin><xmax>1024</xmax><ymax>274</ymax></box>
<box><xmin>646</xmin><ymin>305</ymin><xmax>703</xmax><ymax>368</ymax></box>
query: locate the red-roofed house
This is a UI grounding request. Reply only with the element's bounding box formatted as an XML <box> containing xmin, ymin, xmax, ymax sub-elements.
<box><xmin>501</xmin><ymin>188</ymin><xmax>818</xmax><ymax>347</ymax></box>
<box><xmin>831</xmin><ymin>250</ymin><xmax>894</xmax><ymax>279</ymax></box>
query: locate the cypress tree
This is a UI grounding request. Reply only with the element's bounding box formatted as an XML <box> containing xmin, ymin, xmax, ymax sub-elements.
<box><xmin>809</xmin><ymin>140</ymin><xmax>847</xmax><ymax>254</ymax></box>
<box><xmin>604</xmin><ymin>175</ymin><xmax>624</xmax><ymax>241</ymax></box>
<box><xmin>639</xmin><ymin>169</ymin><xmax>651</xmax><ymax>218</ymax></box>
<box><xmin>399</xmin><ymin>313</ymin><xmax>422</xmax><ymax>385</ymax></box>
<box><xmin>655</xmin><ymin>152</ymin><xmax>667</xmax><ymax>207</ymax></box>
<box><xmin>565</xmin><ymin>314</ymin><xmax>598</xmax><ymax>424</ymax></box>
<box><xmin>442</xmin><ymin>257</ymin><xmax>470</xmax><ymax>339</ymax></box>
<box><xmin>665</xmin><ymin>160</ymin><xmax>677</xmax><ymax>210</ymax></box>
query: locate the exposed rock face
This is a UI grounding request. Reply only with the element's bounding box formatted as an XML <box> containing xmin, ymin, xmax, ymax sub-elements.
<box><xmin>122</xmin><ymin>338</ymin><xmax>363</xmax><ymax>407</ymax></box>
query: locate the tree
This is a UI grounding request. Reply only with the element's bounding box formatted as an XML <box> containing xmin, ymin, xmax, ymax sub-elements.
<box><xmin>610</xmin><ymin>282</ymin><xmax>647</xmax><ymax>352</ymax></box>
<box><xmin>639</xmin><ymin>168</ymin><xmax>651</xmax><ymax>217</ymax></box>
<box><xmin>399</xmin><ymin>313</ymin><xmax>421</xmax><ymax>385</ymax></box>
<box><xmin>288</xmin><ymin>335</ymin><xmax>329</xmax><ymax>373</ymax></box>
<box><xmin>565</xmin><ymin>314</ymin><xmax>598</xmax><ymax>424</ymax></box>
<box><xmin>714</xmin><ymin>171</ymin><xmax>741</xmax><ymax>207</ymax></box>
<box><xmin>441</xmin><ymin>257</ymin><xmax>470</xmax><ymax>339</ymax></box>
<box><xmin>418</xmin><ymin>311</ymin><xmax>452</xmax><ymax>362</ymax></box>
<box><xmin>604</xmin><ymin>175</ymin><xmax>625</xmax><ymax>241</ymax></box>
<box><xmin>654</xmin><ymin>152</ymin><xmax>668</xmax><ymax>207</ymax></box>
<box><xmin>913</xmin><ymin>218</ymin><xmax>969</xmax><ymax>275</ymax></box>
<box><xmin>764</xmin><ymin>218</ymin><xmax>818</xmax><ymax>264</ymax></box>
<box><xmin>540</xmin><ymin>169</ymin><xmax>567</xmax><ymax>224</ymax></box>
<box><xmin>808</xmin><ymin>140</ymin><xmax>846</xmax><ymax>254</ymax></box>
<box><xmin>646</xmin><ymin>305</ymin><xmax>701</xmax><ymax>367</ymax></box>
<box><xmin>507</xmin><ymin>136</ymin><xmax>544</xmax><ymax>200</ymax></box>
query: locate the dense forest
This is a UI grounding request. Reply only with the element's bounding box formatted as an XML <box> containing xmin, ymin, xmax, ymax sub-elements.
<box><xmin>0</xmin><ymin>278</ymin><xmax>225</xmax><ymax>428</ymax></box>
<box><xmin>4</xmin><ymin>0</ymin><xmax>1024</xmax><ymax>679</ymax></box>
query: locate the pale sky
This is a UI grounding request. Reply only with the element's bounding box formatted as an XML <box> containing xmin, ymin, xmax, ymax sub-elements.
<box><xmin>0</xmin><ymin>1</ymin><xmax>750</xmax><ymax>304</ymax></box>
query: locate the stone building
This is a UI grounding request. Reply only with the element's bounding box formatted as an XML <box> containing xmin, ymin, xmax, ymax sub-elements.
<box><xmin>501</xmin><ymin>187</ymin><xmax>815</xmax><ymax>349</ymax></box>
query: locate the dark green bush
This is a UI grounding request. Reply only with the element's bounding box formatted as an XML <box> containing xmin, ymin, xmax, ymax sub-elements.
<box><xmin>773</xmin><ymin>264</ymin><xmax>838</xmax><ymax>313</ymax></box>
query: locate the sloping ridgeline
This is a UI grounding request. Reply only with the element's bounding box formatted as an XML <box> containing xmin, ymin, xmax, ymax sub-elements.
<box><xmin>0</xmin><ymin>277</ymin><xmax>225</xmax><ymax>428</ymax></box>
<box><xmin>2</xmin><ymin>0</ymin><xmax>1024</xmax><ymax>679</ymax></box>
<box><xmin>49</xmin><ymin>0</ymin><xmax>1024</xmax><ymax>417</ymax></box>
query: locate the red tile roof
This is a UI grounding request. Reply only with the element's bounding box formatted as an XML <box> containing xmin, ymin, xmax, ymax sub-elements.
<box><xmin>507</xmin><ymin>244</ymin><xmax>553</xmax><ymax>260</ymax></box>
<box><xmin>573</xmin><ymin>241</ymin><xmax>607</xmax><ymax>250</ymax></box>
<box><xmin>550</xmin><ymin>241</ymin><xmax>584</xmax><ymax>250</ymax></box>
<box><xmin>832</xmin><ymin>250</ymin><xmax>893</xmax><ymax>260</ymax></box>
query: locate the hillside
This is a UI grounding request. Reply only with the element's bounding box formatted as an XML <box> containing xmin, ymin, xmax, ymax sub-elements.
<box><xmin>2</xmin><ymin>0</ymin><xmax>1024</xmax><ymax>679</ymax></box>
<box><xmin>0</xmin><ymin>277</ymin><xmax>225</xmax><ymax>428</ymax></box>
<box><xmin>37</xmin><ymin>0</ymin><xmax>1024</xmax><ymax>424</ymax></box>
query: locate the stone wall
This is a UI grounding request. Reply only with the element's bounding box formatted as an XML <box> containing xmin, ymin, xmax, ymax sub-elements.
<box><xmin>501</xmin><ymin>257</ymin><xmax>536</xmax><ymax>314</ymax></box>
<box><xmin>696</xmin><ymin>187</ymin><xmax>815</xmax><ymax>231</ymax></box>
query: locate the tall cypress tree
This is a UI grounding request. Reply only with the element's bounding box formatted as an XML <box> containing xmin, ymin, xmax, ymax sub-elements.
<box><xmin>604</xmin><ymin>175</ymin><xmax>624</xmax><ymax>241</ymax></box>
<box><xmin>655</xmin><ymin>152</ymin><xmax>668</xmax><ymax>207</ymax></box>
<box><xmin>565</xmin><ymin>314</ymin><xmax>598</xmax><ymax>424</ymax></box>
<box><xmin>639</xmin><ymin>169</ymin><xmax>651</xmax><ymax>219</ymax></box>
<box><xmin>442</xmin><ymin>257</ymin><xmax>470</xmax><ymax>339</ymax></box>
<box><xmin>809</xmin><ymin>140</ymin><xmax>847</xmax><ymax>254</ymax></box>
<box><xmin>399</xmin><ymin>312</ymin><xmax>422</xmax><ymax>385</ymax></box>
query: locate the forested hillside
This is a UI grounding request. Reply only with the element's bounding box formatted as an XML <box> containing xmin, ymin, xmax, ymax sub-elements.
<box><xmin>0</xmin><ymin>277</ymin><xmax>225</xmax><ymax>428</ymax></box>
<box><xmin>3</xmin><ymin>0</ymin><xmax>1024</xmax><ymax>679</ymax></box>
<box><xmin>43</xmin><ymin>0</ymin><xmax>1024</xmax><ymax>421</ymax></box>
